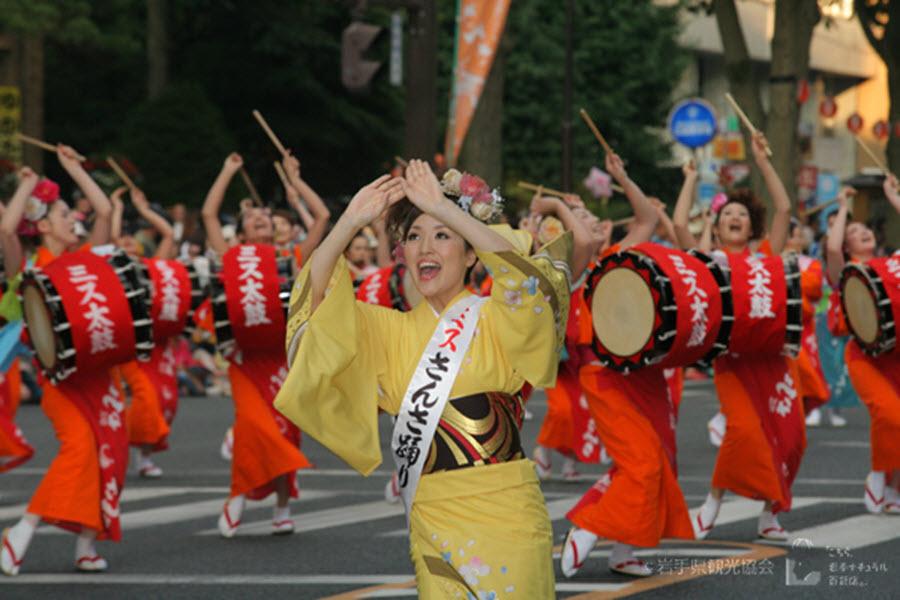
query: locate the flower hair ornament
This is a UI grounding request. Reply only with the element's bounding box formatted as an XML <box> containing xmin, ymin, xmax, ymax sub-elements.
<box><xmin>18</xmin><ymin>178</ymin><xmax>60</xmax><ymax>236</ymax></box>
<box><xmin>440</xmin><ymin>169</ymin><xmax>504</xmax><ymax>223</ymax></box>
<box><xmin>710</xmin><ymin>192</ymin><xmax>729</xmax><ymax>215</ymax></box>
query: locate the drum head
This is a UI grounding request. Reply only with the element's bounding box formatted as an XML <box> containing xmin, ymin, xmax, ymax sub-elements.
<box><xmin>22</xmin><ymin>284</ymin><xmax>57</xmax><ymax>370</ymax></box>
<box><xmin>402</xmin><ymin>268</ymin><xmax>423</xmax><ymax>309</ymax></box>
<box><xmin>591</xmin><ymin>267</ymin><xmax>655</xmax><ymax>357</ymax></box>
<box><xmin>844</xmin><ymin>275</ymin><xmax>879</xmax><ymax>344</ymax></box>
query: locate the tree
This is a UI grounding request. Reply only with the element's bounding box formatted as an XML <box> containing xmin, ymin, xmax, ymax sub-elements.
<box><xmin>147</xmin><ymin>0</ymin><xmax>167</xmax><ymax>100</ymax></box>
<box><xmin>856</xmin><ymin>0</ymin><xmax>899</xmax><ymax>176</ymax></box>
<box><xmin>694</xmin><ymin>0</ymin><xmax>820</xmax><ymax>210</ymax></box>
<box><xmin>500</xmin><ymin>0</ymin><xmax>688</xmax><ymax>214</ymax></box>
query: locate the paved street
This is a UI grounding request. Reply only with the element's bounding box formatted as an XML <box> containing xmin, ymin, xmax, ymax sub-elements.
<box><xmin>1</xmin><ymin>380</ymin><xmax>898</xmax><ymax>599</ymax></box>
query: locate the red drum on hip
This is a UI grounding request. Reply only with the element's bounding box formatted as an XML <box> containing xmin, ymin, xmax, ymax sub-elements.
<box><xmin>584</xmin><ymin>243</ymin><xmax>727</xmax><ymax>372</ymax></box>
<box><xmin>723</xmin><ymin>251</ymin><xmax>802</xmax><ymax>357</ymax></box>
<box><xmin>141</xmin><ymin>258</ymin><xmax>205</xmax><ymax>342</ymax></box>
<box><xmin>21</xmin><ymin>250</ymin><xmax>153</xmax><ymax>383</ymax></box>
<box><xmin>839</xmin><ymin>255</ymin><xmax>900</xmax><ymax>356</ymax></box>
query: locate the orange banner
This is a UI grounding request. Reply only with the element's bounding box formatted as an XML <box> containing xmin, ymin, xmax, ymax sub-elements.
<box><xmin>444</xmin><ymin>0</ymin><xmax>511</xmax><ymax>166</ymax></box>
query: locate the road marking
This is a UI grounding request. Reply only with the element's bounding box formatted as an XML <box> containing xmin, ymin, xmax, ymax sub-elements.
<box><xmin>3</xmin><ymin>574</ymin><xmax>413</xmax><ymax>585</ymax></box>
<box><xmin>0</xmin><ymin>486</ymin><xmax>229</xmax><ymax>522</ymax></box>
<box><xmin>38</xmin><ymin>490</ymin><xmax>334</xmax><ymax>534</ymax></box>
<box><xmin>787</xmin><ymin>514</ymin><xmax>900</xmax><ymax>550</ymax></box>
<box><xmin>552</xmin><ymin>548</ymin><xmax>747</xmax><ymax>559</ymax></box>
<box><xmin>688</xmin><ymin>497</ymin><xmax>821</xmax><ymax>529</ymax></box>
<box><xmin>679</xmin><ymin>475</ymin><xmax>865</xmax><ymax>486</ymax></box>
<box><xmin>197</xmin><ymin>498</ymin><xmax>403</xmax><ymax>536</ymax></box>
<box><xmin>817</xmin><ymin>440</ymin><xmax>869</xmax><ymax>448</ymax></box>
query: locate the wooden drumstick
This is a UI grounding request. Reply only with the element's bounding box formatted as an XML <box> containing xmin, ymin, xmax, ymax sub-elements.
<box><xmin>855</xmin><ymin>137</ymin><xmax>892</xmax><ymax>174</ymax></box>
<box><xmin>239</xmin><ymin>167</ymin><xmax>264</xmax><ymax>207</ymax></box>
<box><xmin>724</xmin><ymin>93</ymin><xmax>773</xmax><ymax>157</ymax></box>
<box><xmin>612</xmin><ymin>215</ymin><xmax>635</xmax><ymax>226</ymax></box>
<box><xmin>19</xmin><ymin>133</ymin><xmax>86</xmax><ymax>162</ymax></box>
<box><xmin>579</xmin><ymin>108</ymin><xmax>614</xmax><ymax>156</ymax></box>
<box><xmin>273</xmin><ymin>161</ymin><xmax>291</xmax><ymax>189</ymax></box>
<box><xmin>518</xmin><ymin>180</ymin><xmax>624</xmax><ymax>198</ymax></box>
<box><xmin>394</xmin><ymin>155</ymin><xmax>409</xmax><ymax>169</ymax></box>
<box><xmin>799</xmin><ymin>197</ymin><xmax>839</xmax><ymax>218</ymax></box>
<box><xmin>252</xmin><ymin>109</ymin><xmax>288</xmax><ymax>156</ymax></box>
<box><xmin>107</xmin><ymin>156</ymin><xmax>137</xmax><ymax>189</ymax></box>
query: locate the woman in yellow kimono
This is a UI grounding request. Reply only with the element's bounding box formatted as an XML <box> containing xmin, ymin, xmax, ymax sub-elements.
<box><xmin>275</xmin><ymin>160</ymin><xmax>570</xmax><ymax>598</ymax></box>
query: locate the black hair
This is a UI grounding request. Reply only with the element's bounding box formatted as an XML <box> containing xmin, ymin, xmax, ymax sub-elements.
<box><xmin>714</xmin><ymin>189</ymin><xmax>766</xmax><ymax>240</ymax></box>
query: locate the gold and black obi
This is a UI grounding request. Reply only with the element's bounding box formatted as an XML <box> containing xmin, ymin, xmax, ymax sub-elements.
<box><xmin>422</xmin><ymin>391</ymin><xmax>525</xmax><ymax>475</ymax></box>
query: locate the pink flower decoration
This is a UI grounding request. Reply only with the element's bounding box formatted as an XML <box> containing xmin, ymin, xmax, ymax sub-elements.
<box><xmin>583</xmin><ymin>167</ymin><xmax>612</xmax><ymax>199</ymax></box>
<box><xmin>710</xmin><ymin>192</ymin><xmax>728</xmax><ymax>214</ymax></box>
<box><xmin>32</xmin><ymin>179</ymin><xmax>60</xmax><ymax>204</ymax></box>
<box><xmin>459</xmin><ymin>173</ymin><xmax>488</xmax><ymax>197</ymax></box>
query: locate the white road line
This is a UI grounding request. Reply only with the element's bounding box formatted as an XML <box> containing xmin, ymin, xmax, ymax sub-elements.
<box><xmin>551</xmin><ymin>548</ymin><xmax>747</xmax><ymax>559</ymax></box>
<box><xmin>679</xmin><ymin>475</ymin><xmax>865</xmax><ymax>486</ymax></box>
<box><xmin>39</xmin><ymin>490</ymin><xmax>335</xmax><ymax>534</ymax></box>
<box><xmin>197</xmin><ymin>498</ymin><xmax>404</xmax><ymax>537</ymax></box>
<box><xmin>0</xmin><ymin>486</ymin><xmax>229</xmax><ymax>522</ymax></box>
<box><xmin>688</xmin><ymin>497</ymin><xmax>821</xmax><ymax>528</ymax></box>
<box><xmin>817</xmin><ymin>441</ymin><xmax>870</xmax><ymax>448</ymax></box>
<box><xmin>3</xmin><ymin>574</ymin><xmax>413</xmax><ymax>585</ymax></box>
<box><xmin>788</xmin><ymin>514</ymin><xmax>900</xmax><ymax>550</ymax></box>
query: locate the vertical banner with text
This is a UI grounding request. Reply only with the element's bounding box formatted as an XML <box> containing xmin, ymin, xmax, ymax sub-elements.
<box><xmin>443</xmin><ymin>0</ymin><xmax>510</xmax><ymax>167</ymax></box>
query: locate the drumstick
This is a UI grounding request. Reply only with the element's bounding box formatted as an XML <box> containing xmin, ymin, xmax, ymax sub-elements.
<box><xmin>579</xmin><ymin>108</ymin><xmax>614</xmax><ymax>155</ymax></box>
<box><xmin>855</xmin><ymin>137</ymin><xmax>892</xmax><ymax>174</ymax></box>
<box><xmin>273</xmin><ymin>161</ymin><xmax>291</xmax><ymax>189</ymax></box>
<box><xmin>18</xmin><ymin>133</ymin><xmax>86</xmax><ymax>162</ymax></box>
<box><xmin>107</xmin><ymin>157</ymin><xmax>137</xmax><ymax>189</ymax></box>
<box><xmin>518</xmin><ymin>180</ymin><xmax>624</xmax><ymax>197</ymax></box>
<box><xmin>724</xmin><ymin>93</ymin><xmax>773</xmax><ymax>157</ymax></box>
<box><xmin>239</xmin><ymin>167</ymin><xmax>264</xmax><ymax>207</ymax></box>
<box><xmin>612</xmin><ymin>216</ymin><xmax>635</xmax><ymax>227</ymax></box>
<box><xmin>394</xmin><ymin>155</ymin><xmax>409</xmax><ymax>168</ymax></box>
<box><xmin>799</xmin><ymin>198</ymin><xmax>839</xmax><ymax>218</ymax></box>
<box><xmin>252</xmin><ymin>109</ymin><xmax>288</xmax><ymax>156</ymax></box>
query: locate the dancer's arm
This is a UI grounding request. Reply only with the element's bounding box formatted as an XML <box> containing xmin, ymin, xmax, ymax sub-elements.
<box><xmin>58</xmin><ymin>145</ymin><xmax>112</xmax><ymax>246</ymax></box>
<box><xmin>606</xmin><ymin>152</ymin><xmax>658</xmax><ymax>250</ymax></box>
<box><xmin>529</xmin><ymin>192</ymin><xmax>592</xmax><ymax>275</ymax></box>
<box><xmin>826</xmin><ymin>187</ymin><xmax>855</xmax><ymax>285</ymax></box>
<box><xmin>201</xmin><ymin>153</ymin><xmax>243</xmax><ymax>257</ymax></box>
<box><xmin>129</xmin><ymin>187</ymin><xmax>175</xmax><ymax>259</ymax></box>
<box><xmin>110</xmin><ymin>186</ymin><xmax>126</xmax><ymax>242</ymax></box>
<box><xmin>308</xmin><ymin>176</ymin><xmax>405</xmax><ymax>311</ymax></box>
<box><xmin>282</xmin><ymin>153</ymin><xmax>331</xmax><ymax>263</ymax></box>
<box><xmin>752</xmin><ymin>132</ymin><xmax>791</xmax><ymax>254</ymax></box>
<box><xmin>0</xmin><ymin>167</ymin><xmax>38</xmax><ymax>277</ymax></box>
<box><xmin>672</xmin><ymin>161</ymin><xmax>699</xmax><ymax>250</ymax></box>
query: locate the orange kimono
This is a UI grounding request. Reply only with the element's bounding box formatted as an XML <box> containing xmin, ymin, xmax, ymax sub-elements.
<box><xmin>25</xmin><ymin>245</ymin><xmax>129</xmax><ymax>540</ymax></box>
<box><xmin>569</xmin><ymin>364</ymin><xmax>693</xmax><ymax>547</ymax></box>
<box><xmin>228</xmin><ymin>357</ymin><xmax>311</xmax><ymax>500</ymax></box>
<box><xmin>122</xmin><ymin>357</ymin><xmax>171</xmax><ymax>452</ymax></box>
<box><xmin>567</xmin><ymin>246</ymin><xmax>692</xmax><ymax>546</ymax></box>
<box><xmin>711</xmin><ymin>244</ymin><xmax>806</xmax><ymax>513</ymax></box>
<box><xmin>792</xmin><ymin>257</ymin><xmax>829</xmax><ymax>413</ymax></box>
<box><xmin>537</xmin><ymin>286</ymin><xmax>594</xmax><ymax>458</ymax></box>
<box><xmin>830</xmin><ymin>292</ymin><xmax>900</xmax><ymax>476</ymax></box>
<box><xmin>0</xmin><ymin>359</ymin><xmax>33</xmax><ymax>472</ymax></box>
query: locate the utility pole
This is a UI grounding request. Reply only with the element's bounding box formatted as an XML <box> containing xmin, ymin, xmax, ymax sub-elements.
<box><xmin>561</xmin><ymin>0</ymin><xmax>574</xmax><ymax>192</ymax></box>
<box><xmin>402</xmin><ymin>0</ymin><xmax>436</xmax><ymax>161</ymax></box>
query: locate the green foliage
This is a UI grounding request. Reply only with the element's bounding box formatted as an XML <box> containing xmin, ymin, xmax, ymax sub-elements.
<box><xmin>501</xmin><ymin>0</ymin><xmax>688</xmax><ymax>215</ymax></box>
<box><xmin>118</xmin><ymin>83</ymin><xmax>235</xmax><ymax>205</ymax></box>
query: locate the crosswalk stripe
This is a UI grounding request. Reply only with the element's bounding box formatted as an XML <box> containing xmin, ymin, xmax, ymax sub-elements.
<box><xmin>0</xmin><ymin>486</ymin><xmax>229</xmax><ymax>522</ymax></box>
<box><xmin>688</xmin><ymin>497</ymin><xmax>821</xmax><ymax>528</ymax></box>
<box><xmin>39</xmin><ymin>489</ymin><xmax>335</xmax><ymax>535</ymax></box>
<box><xmin>787</xmin><ymin>514</ymin><xmax>900</xmax><ymax>550</ymax></box>
<box><xmin>196</xmin><ymin>498</ymin><xmax>404</xmax><ymax>537</ymax></box>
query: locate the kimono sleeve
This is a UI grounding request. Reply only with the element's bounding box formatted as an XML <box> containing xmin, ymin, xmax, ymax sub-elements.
<box><xmin>274</xmin><ymin>255</ymin><xmax>402</xmax><ymax>476</ymax></box>
<box><xmin>477</xmin><ymin>232</ymin><xmax>572</xmax><ymax>389</ymax></box>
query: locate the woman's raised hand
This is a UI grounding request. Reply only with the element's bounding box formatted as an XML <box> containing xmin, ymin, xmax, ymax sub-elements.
<box><xmin>343</xmin><ymin>175</ymin><xmax>405</xmax><ymax>229</ymax></box>
<box><xmin>403</xmin><ymin>159</ymin><xmax>446</xmax><ymax>215</ymax></box>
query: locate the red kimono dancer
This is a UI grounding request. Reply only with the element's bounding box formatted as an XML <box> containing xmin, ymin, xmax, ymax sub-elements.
<box><xmin>0</xmin><ymin>360</ymin><xmax>34</xmax><ymax>473</ymax></box>
<box><xmin>792</xmin><ymin>256</ymin><xmax>829</xmax><ymax>423</ymax></box>
<box><xmin>534</xmin><ymin>285</ymin><xmax>602</xmax><ymax>480</ymax></box>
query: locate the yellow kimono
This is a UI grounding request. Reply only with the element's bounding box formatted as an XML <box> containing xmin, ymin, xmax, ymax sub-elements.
<box><xmin>275</xmin><ymin>238</ymin><xmax>570</xmax><ymax>599</ymax></box>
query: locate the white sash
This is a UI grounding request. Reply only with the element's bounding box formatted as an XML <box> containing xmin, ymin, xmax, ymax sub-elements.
<box><xmin>391</xmin><ymin>293</ymin><xmax>488</xmax><ymax>519</ymax></box>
